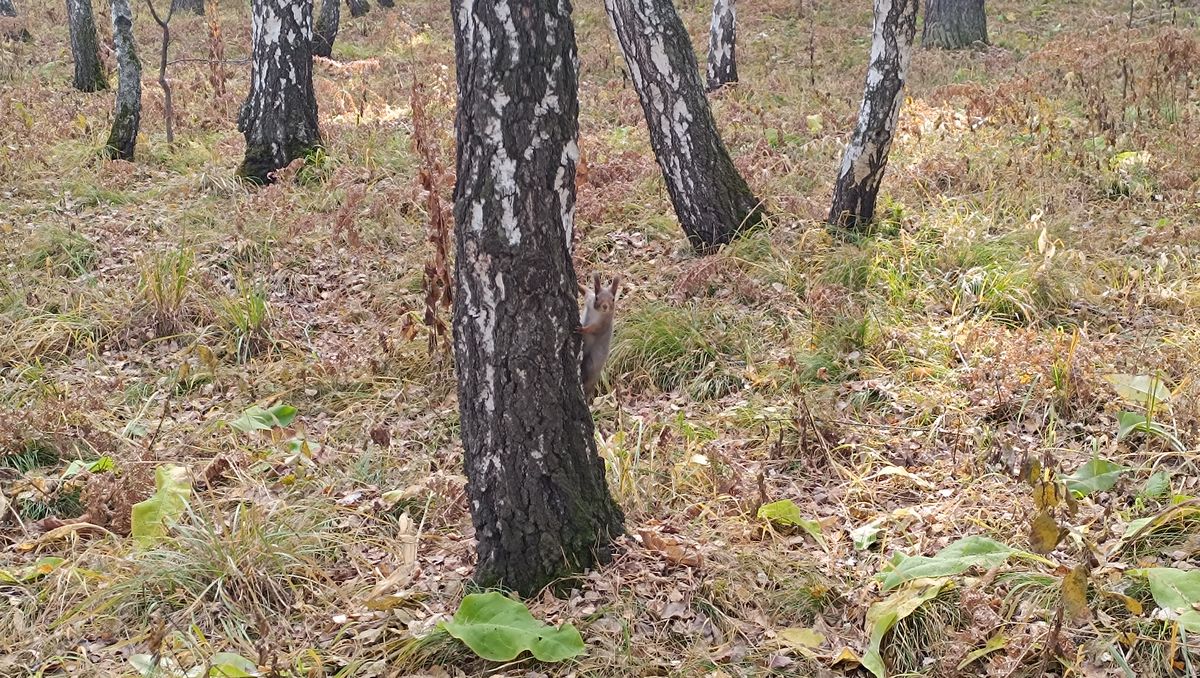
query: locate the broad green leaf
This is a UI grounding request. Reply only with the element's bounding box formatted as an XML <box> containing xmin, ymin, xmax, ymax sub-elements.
<box><xmin>851</xmin><ymin>517</ymin><xmax>885</xmax><ymax>551</ymax></box>
<box><xmin>957</xmin><ymin>633</ymin><xmax>1008</xmax><ymax>670</ymax></box>
<box><xmin>130</xmin><ymin>654</ymin><xmax>186</xmax><ymax>677</ymax></box>
<box><xmin>1063</xmin><ymin>458</ymin><xmax>1127</xmax><ymax>496</ymax></box>
<box><xmin>441</xmin><ymin>591</ymin><xmax>585</xmax><ymax>663</ymax></box>
<box><xmin>1141</xmin><ymin>471</ymin><xmax>1172</xmax><ymax>498</ymax></box>
<box><xmin>228</xmin><ymin>404</ymin><xmax>298</xmax><ymax>433</ymax></box>
<box><xmin>0</xmin><ymin>556</ymin><xmax>65</xmax><ymax>583</ymax></box>
<box><xmin>1133</xmin><ymin>568</ymin><xmax>1200</xmax><ymax>633</ymax></box>
<box><xmin>879</xmin><ymin>536</ymin><xmax>1015</xmax><ymax>591</ymax></box>
<box><xmin>62</xmin><ymin>456</ymin><xmax>114</xmax><ymax>479</ymax></box>
<box><xmin>863</xmin><ymin>578</ymin><xmax>950</xmax><ymax>677</ymax></box>
<box><xmin>1117</xmin><ymin>412</ymin><xmax>1187</xmax><ymax>452</ymax></box>
<box><xmin>132</xmin><ymin>464</ymin><xmax>192</xmax><ymax>547</ymax></box>
<box><xmin>207</xmin><ymin>652</ymin><xmax>259</xmax><ymax>677</ymax></box>
<box><xmin>1103</xmin><ymin>374</ymin><xmax>1171</xmax><ymax>408</ymax></box>
<box><xmin>1122</xmin><ymin>516</ymin><xmax>1153</xmax><ymax>538</ymax></box>
<box><xmin>757</xmin><ymin>499</ymin><xmax>825</xmax><ymax>546</ymax></box>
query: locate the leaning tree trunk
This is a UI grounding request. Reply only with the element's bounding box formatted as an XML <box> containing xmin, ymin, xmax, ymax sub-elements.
<box><xmin>237</xmin><ymin>0</ymin><xmax>321</xmax><ymax>183</ymax></box>
<box><xmin>452</xmin><ymin>0</ymin><xmax>624</xmax><ymax>596</ymax></box>
<box><xmin>171</xmin><ymin>0</ymin><xmax>204</xmax><ymax>14</ymax></box>
<box><xmin>706</xmin><ymin>0</ymin><xmax>736</xmax><ymax>91</ymax></box>
<box><xmin>606</xmin><ymin>0</ymin><xmax>763</xmax><ymax>251</ymax></box>
<box><xmin>66</xmin><ymin>0</ymin><xmax>107</xmax><ymax>92</ymax></box>
<box><xmin>313</xmin><ymin>0</ymin><xmax>338</xmax><ymax>58</ymax></box>
<box><xmin>922</xmin><ymin>0</ymin><xmax>986</xmax><ymax>49</ymax></box>
<box><xmin>828</xmin><ymin>0</ymin><xmax>918</xmax><ymax>230</ymax></box>
<box><xmin>103</xmin><ymin>0</ymin><xmax>140</xmax><ymax>159</ymax></box>
<box><xmin>345</xmin><ymin>0</ymin><xmax>367</xmax><ymax>17</ymax></box>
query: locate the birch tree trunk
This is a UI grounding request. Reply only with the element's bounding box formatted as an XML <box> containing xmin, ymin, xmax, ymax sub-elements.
<box><xmin>171</xmin><ymin>0</ymin><xmax>204</xmax><ymax>14</ymax></box>
<box><xmin>103</xmin><ymin>0</ymin><xmax>140</xmax><ymax>159</ymax></box>
<box><xmin>66</xmin><ymin>0</ymin><xmax>107</xmax><ymax>92</ymax></box>
<box><xmin>0</xmin><ymin>0</ymin><xmax>31</xmax><ymax>41</ymax></box>
<box><xmin>706</xmin><ymin>0</ymin><xmax>736</xmax><ymax>91</ymax></box>
<box><xmin>452</xmin><ymin>0</ymin><xmax>624</xmax><ymax>596</ymax></box>
<box><xmin>345</xmin><ymin>0</ymin><xmax>367</xmax><ymax>17</ymax></box>
<box><xmin>0</xmin><ymin>0</ymin><xmax>16</xmax><ymax>15</ymax></box>
<box><xmin>922</xmin><ymin>0</ymin><xmax>987</xmax><ymax>49</ymax></box>
<box><xmin>237</xmin><ymin>0</ymin><xmax>321</xmax><ymax>184</ymax></box>
<box><xmin>828</xmin><ymin>0</ymin><xmax>918</xmax><ymax>230</ymax></box>
<box><xmin>313</xmin><ymin>0</ymin><xmax>338</xmax><ymax>58</ymax></box>
<box><xmin>606</xmin><ymin>0</ymin><xmax>763</xmax><ymax>251</ymax></box>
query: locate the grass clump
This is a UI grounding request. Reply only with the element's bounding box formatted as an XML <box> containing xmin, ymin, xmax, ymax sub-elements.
<box><xmin>139</xmin><ymin>247</ymin><xmax>195</xmax><ymax>336</ymax></box>
<box><xmin>23</xmin><ymin>227</ymin><xmax>99</xmax><ymax>277</ymax></box>
<box><xmin>212</xmin><ymin>277</ymin><xmax>273</xmax><ymax>362</ymax></box>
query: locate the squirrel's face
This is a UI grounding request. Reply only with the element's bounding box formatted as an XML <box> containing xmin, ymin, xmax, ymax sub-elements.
<box><xmin>594</xmin><ymin>297</ymin><xmax>613</xmax><ymax>314</ymax></box>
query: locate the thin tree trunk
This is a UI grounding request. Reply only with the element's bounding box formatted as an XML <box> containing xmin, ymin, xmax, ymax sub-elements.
<box><xmin>103</xmin><ymin>0</ymin><xmax>140</xmax><ymax>159</ymax></box>
<box><xmin>66</xmin><ymin>0</ymin><xmax>108</xmax><ymax>92</ymax></box>
<box><xmin>170</xmin><ymin>0</ymin><xmax>203</xmax><ymax>14</ymax></box>
<box><xmin>452</xmin><ymin>0</ymin><xmax>624</xmax><ymax>596</ymax></box>
<box><xmin>146</xmin><ymin>0</ymin><xmax>175</xmax><ymax>145</ymax></box>
<box><xmin>922</xmin><ymin>0</ymin><xmax>986</xmax><ymax>49</ymax></box>
<box><xmin>706</xmin><ymin>0</ymin><xmax>736</xmax><ymax>91</ymax></box>
<box><xmin>313</xmin><ymin>0</ymin><xmax>338</xmax><ymax>58</ymax></box>
<box><xmin>345</xmin><ymin>0</ymin><xmax>367</xmax><ymax>17</ymax></box>
<box><xmin>828</xmin><ymin>0</ymin><xmax>918</xmax><ymax>230</ymax></box>
<box><xmin>237</xmin><ymin>0</ymin><xmax>321</xmax><ymax>183</ymax></box>
<box><xmin>0</xmin><ymin>0</ymin><xmax>31</xmax><ymax>41</ymax></box>
<box><xmin>606</xmin><ymin>0</ymin><xmax>764</xmax><ymax>251</ymax></box>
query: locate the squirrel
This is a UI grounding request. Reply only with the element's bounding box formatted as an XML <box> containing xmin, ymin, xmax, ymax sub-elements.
<box><xmin>578</xmin><ymin>272</ymin><xmax>620</xmax><ymax>401</ymax></box>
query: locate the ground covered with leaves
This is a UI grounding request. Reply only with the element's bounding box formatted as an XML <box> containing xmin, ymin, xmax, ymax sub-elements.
<box><xmin>2</xmin><ymin>1</ymin><xmax>1200</xmax><ymax>676</ymax></box>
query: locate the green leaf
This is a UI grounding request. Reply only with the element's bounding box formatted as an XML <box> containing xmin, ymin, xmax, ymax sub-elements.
<box><xmin>1116</xmin><ymin>412</ymin><xmax>1186</xmax><ymax>452</ymax></box>
<box><xmin>1104</xmin><ymin>373</ymin><xmax>1171</xmax><ymax>408</ymax></box>
<box><xmin>851</xmin><ymin>517</ymin><xmax>885</xmax><ymax>551</ymax></box>
<box><xmin>957</xmin><ymin>633</ymin><xmax>1008</xmax><ymax>670</ymax></box>
<box><xmin>879</xmin><ymin>536</ymin><xmax>1015</xmax><ymax>591</ymax></box>
<box><xmin>207</xmin><ymin>652</ymin><xmax>259</xmax><ymax>677</ymax></box>
<box><xmin>757</xmin><ymin>499</ymin><xmax>825</xmax><ymax>546</ymax></box>
<box><xmin>131</xmin><ymin>464</ymin><xmax>192</xmax><ymax>548</ymax></box>
<box><xmin>863</xmin><ymin>578</ymin><xmax>950</xmax><ymax>677</ymax></box>
<box><xmin>441</xmin><ymin>591</ymin><xmax>585</xmax><ymax>663</ymax></box>
<box><xmin>1063</xmin><ymin>458</ymin><xmax>1127</xmax><ymax>496</ymax></box>
<box><xmin>0</xmin><ymin>556</ymin><xmax>65</xmax><ymax>583</ymax></box>
<box><xmin>228</xmin><ymin>404</ymin><xmax>297</xmax><ymax>433</ymax></box>
<box><xmin>1141</xmin><ymin>471</ymin><xmax>1172</xmax><ymax>498</ymax></box>
<box><xmin>1138</xmin><ymin>568</ymin><xmax>1200</xmax><ymax>633</ymax></box>
<box><xmin>62</xmin><ymin>456</ymin><xmax>114</xmax><ymax>479</ymax></box>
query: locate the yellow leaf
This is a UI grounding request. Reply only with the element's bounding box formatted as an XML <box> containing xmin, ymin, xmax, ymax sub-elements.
<box><xmin>830</xmin><ymin>646</ymin><xmax>861</xmax><ymax>668</ymax></box>
<box><xmin>1029</xmin><ymin>510</ymin><xmax>1063</xmax><ymax>554</ymax></box>
<box><xmin>1063</xmin><ymin>564</ymin><xmax>1091</xmax><ymax>622</ymax></box>
<box><xmin>777</xmin><ymin>627</ymin><xmax>825</xmax><ymax>658</ymax></box>
<box><xmin>1100</xmin><ymin>589</ymin><xmax>1144</xmax><ymax>616</ymax></box>
<box><xmin>957</xmin><ymin>633</ymin><xmax>1008</xmax><ymax>670</ymax></box>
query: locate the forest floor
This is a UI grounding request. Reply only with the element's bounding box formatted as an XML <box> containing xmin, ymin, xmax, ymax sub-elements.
<box><xmin>2</xmin><ymin>1</ymin><xmax>1200</xmax><ymax>676</ymax></box>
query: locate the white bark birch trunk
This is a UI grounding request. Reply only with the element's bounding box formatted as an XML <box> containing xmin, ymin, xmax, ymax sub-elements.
<box><xmin>103</xmin><ymin>0</ymin><xmax>140</xmax><ymax>159</ymax></box>
<box><xmin>66</xmin><ymin>0</ymin><xmax>107</xmax><ymax>91</ymax></box>
<box><xmin>706</xmin><ymin>0</ymin><xmax>736</xmax><ymax>91</ymax></box>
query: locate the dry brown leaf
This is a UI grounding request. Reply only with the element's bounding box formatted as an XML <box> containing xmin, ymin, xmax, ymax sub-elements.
<box><xmin>1029</xmin><ymin>509</ymin><xmax>1064</xmax><ymax>554</ymax></box>
<box><xmin>1062</xmin><ymin>564</ymin><xmax>1091</xmax><ymax>622</ymax></box>
<box><xmin>638</xmin><ymin>529</ymin><xmax>703</xmax><ymax>569</ymax></box>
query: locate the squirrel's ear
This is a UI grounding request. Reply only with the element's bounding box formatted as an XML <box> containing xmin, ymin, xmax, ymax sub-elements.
<box><xmin>593</xmin><ymin>272</ymin><xmax>602</xmax><ymax>295</ymax></box>
<box><xmin>610</xmin><ymin>275</ymin><xmax>621</xmax><ymax>297</ymax></box>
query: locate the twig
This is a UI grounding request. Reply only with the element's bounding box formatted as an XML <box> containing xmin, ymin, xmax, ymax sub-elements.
<box><xmin>167</xmin><ymin>56</ymin><xmax>248</xmax><ymax>67</ymax></box>
<box><xmin>146</xmin><ymin>0</ymin><xmax>176</xmax><ymax>144</ymax></box>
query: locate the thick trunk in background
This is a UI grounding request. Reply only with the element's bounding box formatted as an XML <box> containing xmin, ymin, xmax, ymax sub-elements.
<box><xmin>237</xmin><ymin>0</ymin><xmax>321</xmax><ymax>183</ymax></box>
<box><xmin>0</xmin><ymin>0</ymin><xmax>31</xmax><ymax>41</ymax></box>
<box><xmin>452</xmin><ymin>0</ymin><xmax>624</xmax><ymax>596</ymax></box>
<box><xmin>313</xmin><ymin>0</ymin><xmax>338</xmax><ymax>58</ymax></box>
<box><xmin>0</xmin><ymin>0</ymin><xmax>16</xmax><ymax>15</ymax></box>
<box><xmin>706</xmin><ymin>0</ymin><xmax>736</xmax><ymax>91</ymax></box>
<box><xmin>606</xmin><ymin>0</ymin><xmax>763</xmax><ymax>251</ymax></box>
<box><xmin>171</xmin><ymin>0</ymin><xmax>204</xmax><ymax>14</ymax></box>
<box><xmin>345</xmin><ymin>0</ymin><xmax>367</xmax><ymax>17</ymax></box>
<box><xmin>103</xmin><ymin>0</ymin><xmax>140</xmax><ymax>159</ymax></box>
<box><xmin>376</xmin><ymin>0</ymin><xmax>392</xmax><ymax>7</ymax></box>
<box><xmin>828</xmin><ymin>0</ymin><xmax>918</xmax><ymax>230</ymax></box>
<box><xmin>922</xmin><ymin>0</ymin><xmax>986</xmax><ymax>49</ymax></box>
<box><xmin>66</xmin><ymin>0</ymin><xmax>107</xmax><ymax>92</ymax></box>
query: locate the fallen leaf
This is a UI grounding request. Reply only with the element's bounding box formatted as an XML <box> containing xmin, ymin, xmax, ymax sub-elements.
<box><xmin>1029</xmin><ymin>510</ymin><xmax>1063</xmax><ymax>554</ymax></box>
<box><xmin>1062</xmin><ymin>563</ymin><xmax>1091</xmax><ymax>622</ymax></box>
<box><xmin>639</xmin><ymin>529</ymin><xmax>703</xmax><ymax>568</ymax></box>
<box><xmin>777</xmin><ymin>627</ymin><xmax>825</xmax><ymax>658</ymax></box>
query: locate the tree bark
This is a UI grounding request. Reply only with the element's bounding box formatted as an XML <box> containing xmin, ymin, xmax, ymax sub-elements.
<box><xmin>171</xmin><ymin>0</ymin><xmax>203</xmax><ymax>14</ymax></box>
<box><xmin>828</xmin><ymin>0</ymin><xmax>918</xmax><ymax>230</ymax></box>
<box><xmin>376</xmin><ymin>0</ymin><xmax>392</xmax><ymax>7</ymax></box>
<box><xmin>452</xmin><ymin>0</ymin><xmax>624</xmax><ymax>596</ymax></box>
<box><xmin>606</xmin><ymin>0</ymin><xmax>763</xmax><ymax>251</ymax></box>
<box><xmin>0</xmin><ymin>0</ymin><xmax>31</xmax><ymax>41</ymax></box>
<box><xmin>922</xmin><ymin>0</ymin><xmax>986</xmax><ymax>49</ymax></box>
<box><xmin>0</xmin><ymin>0</ymin><xmax>16</xmax><ymax>15</ymax></box>
<box><xmin>313</xmin><ymin>0</ymin><xmax>338</xmax><ymax>58</ymax></box>
<box><xmin>237</xmin><ymin>0</ymin><xmax>321</xmax><ymax>184</ymax></box>
<box><xmin>66</xmin><ymin>0</ymin><xmax>108</xmax><ymax>92</ymax></box>
<box><xmin>345</xmin><ymin>0</ymin><xmax>367</xmax><ymax>17</ymax></box>
<box><xmin>103</xmin><ymin>0</ymin><xmax>140</xmax><ymax>159</ymax></box>
<box><xmin>706</xmin><ymin>0</ymin><xmax>736</xmax><ymax>91</ymax></box>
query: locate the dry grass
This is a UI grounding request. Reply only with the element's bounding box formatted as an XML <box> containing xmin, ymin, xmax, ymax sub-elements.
<box><xmin>2</xmin><ymin>0</ymin><xmax>1200</xmax><ymax>676</ymax></box>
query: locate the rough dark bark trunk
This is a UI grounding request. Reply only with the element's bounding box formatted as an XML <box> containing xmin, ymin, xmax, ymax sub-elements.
<box><xmin>376</xmin><ymin>0</ymin><xmax>392</xmax><ymax>7</ymax></box>
<box><xmin>103</xmin><ymin>0</ymin><xmax>140</xmax><ymax>159</ymax></box>
<box><xmin>452</xmin><ymin>0</ymin><xmax>624</xmax><ymax>596</ymax></box>
<box><xmin>345</xmin><ymin>0</ymin><xmax>367</xmax><ymax>17</ymax></box>
<box><xmin>606</xmin><ymin>0</ymin><xmax>763</xmax><ymax>251</ymax></box>
<box><xmin>0</xmin><ymin>0</ymin><xmax>16</xmax><ymax>15</ymax></box>
<box><xmin>313</xmin><ymin>0</ymin><xmax>338</xmax><ymax>58</ymax></box>
<box><xmin>922</xmin><ymin>0</ymin><xmax>986</xmax><ymax>49</ymax></box>
<box><xmin>706</xmin><ymin>0</ymin><xmax>736</xmax><ymax>91</ymax></box>
<box><xmin>828</xmin><ymin>0</ymin><xmax>918</xmax><ymax>230</ymax></box>
<box><xmin>0</xmin><ymin>0</ymin><xmax>31</xmax><ymax>41</ymax></box>
<box><xmin>66</xmin><ymin>0</ymin><xmax>108</xmax><ymax>92</ymax></box>
<box><xmin>237</xmin><ymin>0</ymin><xmax>321</xmax><ymax>184</ymax></box>
<box><xmin>171</xmin><ymin>0</ymin><xmax>203</xmax><ymax>14</ymax></box>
